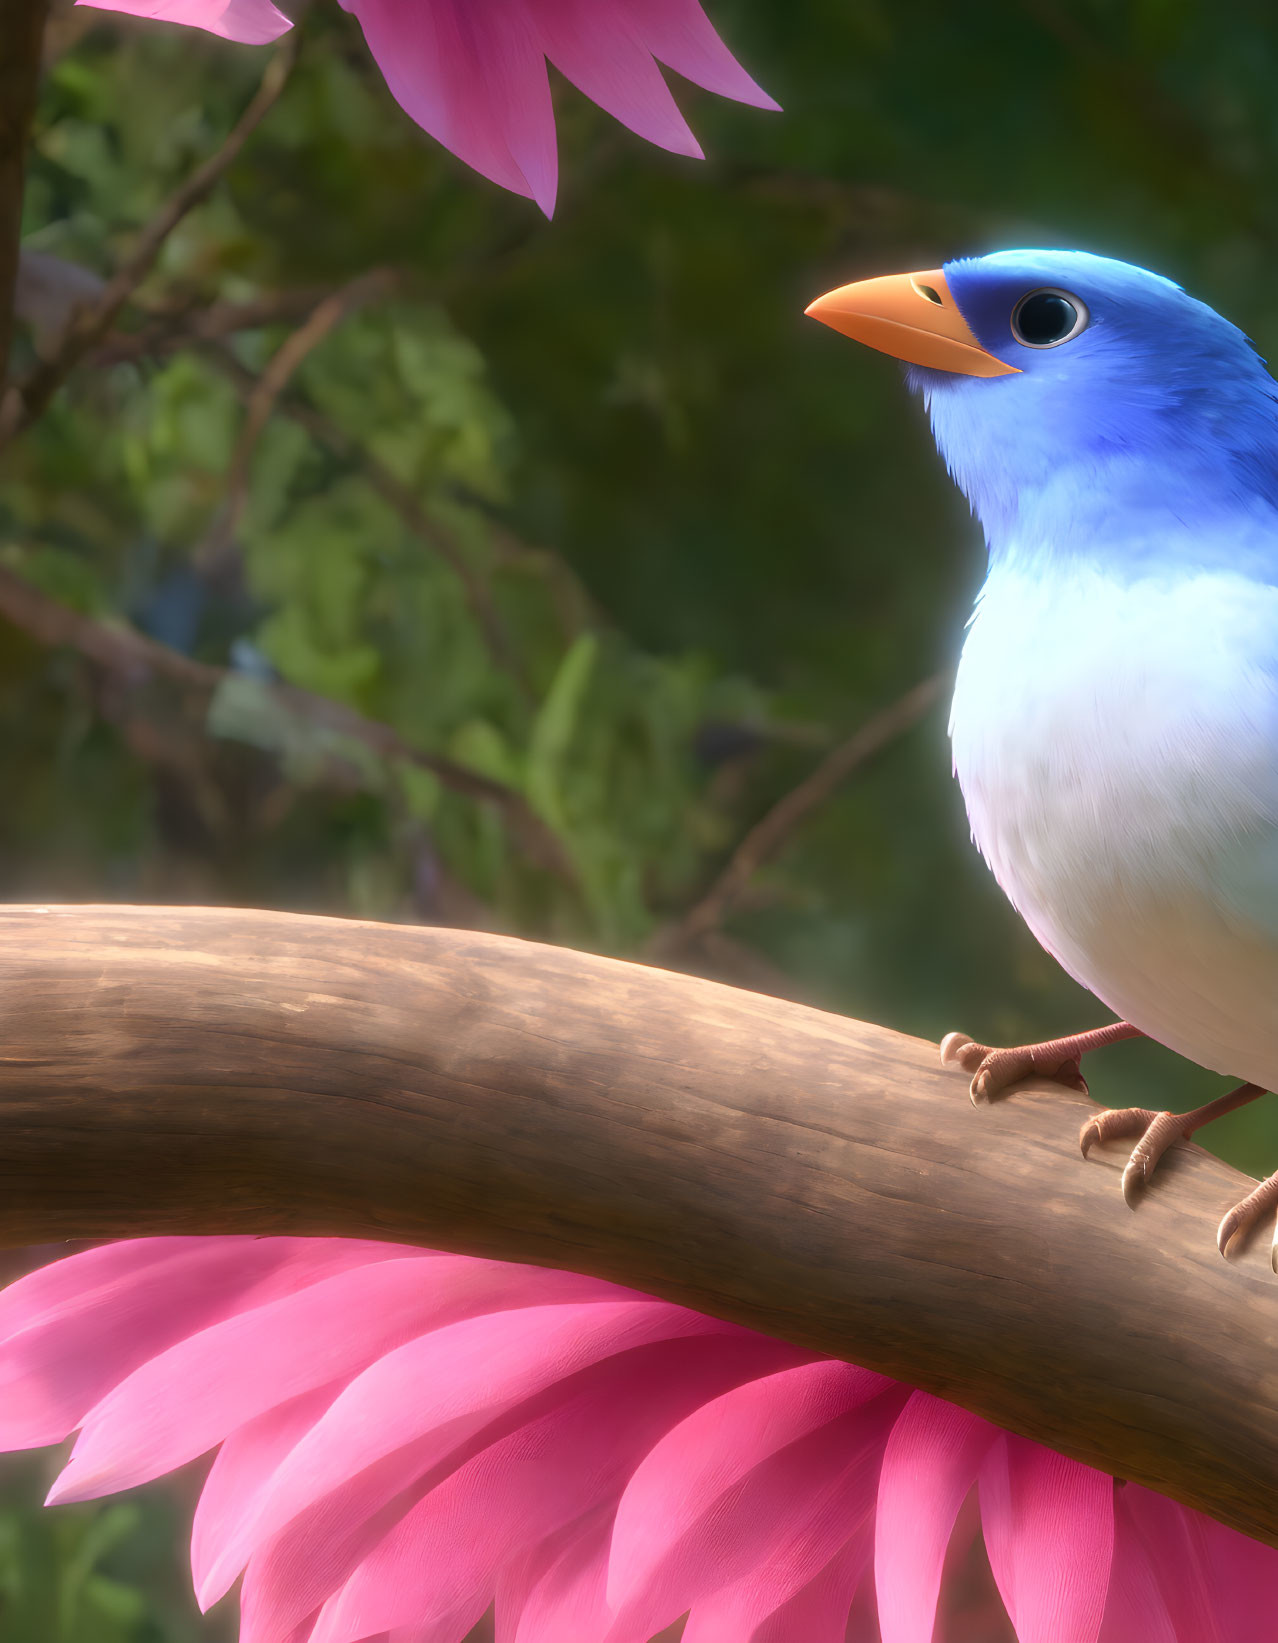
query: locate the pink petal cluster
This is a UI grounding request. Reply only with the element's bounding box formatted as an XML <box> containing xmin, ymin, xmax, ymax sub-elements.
<box><xmin>1</xmin><ymin>1237</ymin><xmax>1273</xmax><ymax>1643</ymax></box>
<box><xmin>77</xmin><ymin>0</ymin><xmax>292</xmax><ymax>47</ymax></box>
<box><xmin>73</xmin><ymin>0</ymin><xmax>778</xmax><ymax>214</ymax></box>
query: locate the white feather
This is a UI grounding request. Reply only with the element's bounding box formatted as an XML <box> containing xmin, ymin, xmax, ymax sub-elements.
<box><xmin>950</xmin><ymin>558</ymin><xmax>1278</xmax><ymax>1087</ymax></box>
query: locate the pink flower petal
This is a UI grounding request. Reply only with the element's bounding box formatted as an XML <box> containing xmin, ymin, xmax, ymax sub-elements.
<box><xmin>49</xmin><ymin>1256</ymin><xmax>619</xmax><ymax>1505</ymax></box>
<box><xmin>343</xmin><ymin>0</ymin><xmax>774</xmax><ymax>211</ymax></box>
<box><xmin>1195</xmin><ymin>1512</ymin><xmax>1278</xmax><ymax>1641</ymax></box>
<box><xmin>211</xmin><ymin>1300</ymin><xmax>742</xmax><ymax>1609</ymax></box>
<box><xmin>225</xmin><ymin>1285</ymin><xmax>681</xmax><ymax>1635</ymax></box>
<box><xmin>875</xmin><ymin>1391</ymin><xmax>998</xmax><ymax>1643</ymax></box>
<box><xmin>605</xmin><ymin>1361</ymin><xmax>900</xmax><ymax>1643</ymax></box>
<box><xmin>502</xmin><ymin>1511</ymin><xmax>613</xmax><ymax>1643</ymax></box>
<box><xmin>389</xmin><ymin>1590</ymin><xmax>489</xmax><ymax>1643</ymax></box>
<box><xmin>75</xmin><ymin>0</ymin><xmax>290</xmax><ymax>45</ymax></box>
<box><xmin>261</xmin><ymin>1339</ymin><xmax>757</xmax><ymax>1643</ymax></box>
<box><xmin>13</xmin><ymin>1237</ymin><xmax>1271</xmax><ymax>1643</ymax></box>
<box><xmin>681</xmin><ymin>1521</ymin><xmax>871</xmax><ymax>1643</ymax></box>
<box><xmin>1119</xmin><ymin>1486</ymin><xmax>1230</xmax><ymax>1643</ymax></box>
<box><xmin>1097</xmin><ymin>1488</ymin><xmax>1176</xmax><ymax>1643</ymax></box>
<box><xmin>191</xmin><ymin>1385</ymin><xmax>339</xmax><ymax>1609</ymax></box>
<box><xmin>261</xmin><ymin>1626</ymin><xmax>315</xmax><ymax>1643</ymax></box>
<box><xmin>237</xmin><ymin>1431</ymin><xmax>460</xmax><ymax>1643</ymax></box>
<box><xmin>0</xmin><ymin>1239</ymin><xmax>180</xmax><ymax>1329</ymax></box>
<box><xmin>980</xmin><ymin>1435</ymin><xmax>1114</xmax><ymax>1643</ymax></box>
<box><xmin>608</xmin><ymin>1407</ymin><xmax>892</xmax><ymax>1643</ymax></box>
<box><xmin>0</xmin><ymin>1237</ymin><xmax>397</xmax><ymax>1452</ymax></box>
<box><xmin>80</xmin><ymin>0</ymin><xmax>775</xmax><ymax>209</ymax></box>
<box><xmin>308</xmin><ymin>1333</ymin><xmax>804</xmax><ymax>1643</ymax></box>
<box><xmin>745</xmin><ymin>1536</ymin><xmax>869</xmax><ymax>1643</ymax></box>
<box><xmin>309</xmin><ymin>1416</ymin><xmax>581</xmax><ymax>1643</ymax></box>
<box><xmin>531</xmin><ymin>1</ymin><xmax>702</xmax><ymax>159</ymax></box>
<box><xmin>341</xmin><ymin>0</ymin><xmax>558</xmax><ymax>213</ymax></box>
<box><xmin>617</xmin><ymin>0</ymin><xmax>779</xmax><ymax>110</ymax></box>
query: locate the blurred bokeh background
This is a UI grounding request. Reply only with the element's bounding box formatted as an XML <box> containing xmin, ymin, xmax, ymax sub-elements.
<box><xmin>3</xmin><ymin>0</ymin><xmax>1278</xmax><ymax>1633</ymax></box>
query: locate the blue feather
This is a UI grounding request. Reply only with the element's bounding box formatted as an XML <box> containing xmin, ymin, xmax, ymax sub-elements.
<box><xmin>913</xmin><ymin>250</ymin><xmax>1278</xmax><ymax>579</ymax></box>
<box><xmin>921</xmin><ymin>250</ymin><xmax>1278</xmax><ymax>1092</ymax></box>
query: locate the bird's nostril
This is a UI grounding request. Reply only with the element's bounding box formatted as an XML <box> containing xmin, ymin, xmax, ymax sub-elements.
<box><xmin>913</xmin><ymin>281</ymin><xmax>944</xmax><ymax>306</ymax></box>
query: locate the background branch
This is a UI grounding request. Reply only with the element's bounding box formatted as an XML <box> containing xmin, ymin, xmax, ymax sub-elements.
<box><xmin>191</xmin><ymin>269</ymin><xmax>399</xmax><ymax>577</ymax></box>
<box><xmin>0</xmin><ymin>34</ymin><xmax>297</xmax><ymax>448</ymax></box>
<box><xmin>0</xmin><ymin>563</ymin><xmax>573</xmax><ymax>879</ymax></box>
<box><xmin>86</xmin><ymin>285</ymin><xmax>341</xmax><ymax>367</ymax></box>
<box><xmin>0</xmin><ymin>0</ymin><xmax>50</xmax><ymax>389</ymax></box>
<box><xmin>1</xmin><ymin>903</ymin><xmax>1277</xmax><ymax>1548</ymax></box>
<box><xmin>655</xmin><ymin>674</ymin><xmax>946</xmax><ymax>955</ymax></box>
<box><xmin>210</xmin><ymin>346</ymin><xmax>535</xmax><ymax>693</ymax></box>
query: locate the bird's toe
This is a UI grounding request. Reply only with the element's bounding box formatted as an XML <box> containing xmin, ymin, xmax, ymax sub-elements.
<box><xmin>939</xmin><ymin>1031</ymin><xmax>981</xmax><ymax>1070</ymax></box>
<box><xmin>1217</xmin><ymin>1174</ymin><xmax>1278</xmax><ymax>1264</ymax></box>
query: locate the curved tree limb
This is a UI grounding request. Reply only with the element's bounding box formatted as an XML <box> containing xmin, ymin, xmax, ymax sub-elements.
<box><xmin>0</xmin><ymin>903</ymin><xmax>1276</xmax><ymax>1546</ymax></box>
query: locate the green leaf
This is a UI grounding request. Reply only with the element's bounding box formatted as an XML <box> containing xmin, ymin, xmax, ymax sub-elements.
<box><xmin>525</xmin><ymin>633</ymin><xmax>598</xmax><ymax>834</ymax></box>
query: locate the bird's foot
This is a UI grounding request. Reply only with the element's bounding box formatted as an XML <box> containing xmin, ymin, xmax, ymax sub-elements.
<box><xmin>1078</xmin><ymin>1105</ymin><xmax>1193</xmax><ymax>1207</ymax></box>
<box><xmin>1078</xmin><ymin>1080</ymin><xmax>1268</xmax><ymax>1238</ymax></box>
<box><xmin>939</xmin><ymin>1021</ymin><xmax>1143</xmax><ymax>1105</ymax></box>
<box><xmin>1218</xmin><ymin>1171</ymin><xmax>1278</xmax><ymax>1269</ymax></box>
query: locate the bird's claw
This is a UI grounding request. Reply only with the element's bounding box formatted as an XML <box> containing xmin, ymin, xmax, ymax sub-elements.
<box><xmin>1216</xmin><ymin>1175</ymin><xmax>1278</xmax><ymax>1270</ymax></box>
<box><xmin>944</xmin><ymin>1032</ymin><xmax>1277</xmax><ymax>1266</ymax></box>
<box><xmin>1077</xmin><ymin>1107</ymin><xmax>1189</xmax><ymax>1206</ymax></box>
<box><xmin>939</xmin><ymin>1030</ymin><xmax>1089</xmax><ymax>1106</ymax></box>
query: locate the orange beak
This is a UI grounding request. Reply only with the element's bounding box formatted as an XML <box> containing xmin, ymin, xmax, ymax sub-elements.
<box><xmin>804</xmin><ymin>269</ymin><xmax>1018</xmax><ymax>378</ymax></box>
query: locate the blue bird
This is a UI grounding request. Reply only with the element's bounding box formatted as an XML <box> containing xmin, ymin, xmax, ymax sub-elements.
<box><xmin>806</xmin><ymin>249</ymin><xmax>1278</xmax><ymax>1261</ymax></box>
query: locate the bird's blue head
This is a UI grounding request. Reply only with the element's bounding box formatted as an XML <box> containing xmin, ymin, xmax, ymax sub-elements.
<box><xmin>807</xmin><ymin>249</ymin><xmax>1278</xmax><ymax>575</ymax></box>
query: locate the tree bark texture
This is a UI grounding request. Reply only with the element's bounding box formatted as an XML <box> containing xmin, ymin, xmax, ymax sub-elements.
<box><xmin>0</xmin><ymin>903</ymin><xmax>1275</xmax><ymax>1545</ymax></box>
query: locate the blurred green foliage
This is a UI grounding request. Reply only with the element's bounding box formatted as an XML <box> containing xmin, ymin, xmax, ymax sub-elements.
<box><xmin>0</xmin><ymin>1454</ymin><xmax>226</xmax><ymax>1642</ymax></box>
<box><xmin>5</xmin><ymin>0</ymin><xmax>1278</xmax><ymax>1632</ymax></box>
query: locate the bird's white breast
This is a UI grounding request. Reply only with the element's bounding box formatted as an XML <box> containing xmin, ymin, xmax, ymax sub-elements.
<box><xmin>950</xmin><ymin>560</ymin><xmax>1278</xmax><ymax>1087</ymax></box>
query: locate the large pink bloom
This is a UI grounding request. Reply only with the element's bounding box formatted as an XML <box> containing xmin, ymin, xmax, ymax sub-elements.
<box><xmin>0</xmin><ymin>1236</ymin><xmax>1272</xmax><ymax>1643</ymax></box>
<box><xmin>74</xmin><ymin>0</ymin><xmax>778</xmax><ymax>213</ymax></box>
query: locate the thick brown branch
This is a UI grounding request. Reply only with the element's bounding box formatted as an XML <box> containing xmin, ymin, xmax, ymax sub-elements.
<box><xmin>0</xmin><ymin>0</ymin><xmax>50</xmax><ymax>388</ymax></box>
<box><xmin>0</xmin><ymin>35</ymin><xmax>297</xmax><ymax>448</ymax></box>
<box><xmin>0</xmin><ymin>903</ymin><xmax>1276</xmax><ymax>1547</ymax></box>
<box><xmin>657</xmin><ymin>674</ymin><xmax>945</xmax><ymax>953</ymax></box>
<box><xmin>0</xmin><ymin>563</ymin><xmax>572</xmax><ymax>879</ymax></box>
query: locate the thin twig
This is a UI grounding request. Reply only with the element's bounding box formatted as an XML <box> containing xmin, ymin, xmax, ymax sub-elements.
<box><xmin>0</xmin><ymin>0</ymin><xmax>51</xmax><ymax>391</ymax></box>
<box><xmin>655</xmin><ymin>674</ymin><xmax>946</xmax><ymax>954</ymax></box>
<box><xmin>192</xmin><ymin>269</ymin><xmax>398</xmax><ymax>576</ymax></box>
<box><xmin>455</xmin><ymin>490</ymin><xmax>602</xmax><ymax>639</ymax></box>
<box><xmin>86</xmin><ymin>287</ymin><xmax>587</xmax><ymax>654</ymax></box>
<box><xmin>95</xmin><ymin>296</ymin><xmax>588</xmax><ymax>654</ymax></box>
<box><xmin>209</xmin><ymin>346</ymin><xmax>534</xmax><ymax>695</ymax></box>
<box><xmin>40</xmin><ymin>0</ymin><xmax>96</xmax><ymax>64</ymax></box>
<box><xmin>0</xmin><ymin>34</ymin><xmax>298</xmax><ymax>449</ymax></box>
<box><xmin>0</xmin><ymin>562</ymin><xmax>573</xmax><ymax>880</ymax></box>
<box><xmin>87</xmin><ymin>285</ymin><xmax>343</xmax><ymax>368</ymax></box>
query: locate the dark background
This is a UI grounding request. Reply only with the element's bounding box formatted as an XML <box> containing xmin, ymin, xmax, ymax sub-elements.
<box><xmin>3</xmin><ymin>0</ymin><xmax>1278</xmax><ymax>1633</ymax></box>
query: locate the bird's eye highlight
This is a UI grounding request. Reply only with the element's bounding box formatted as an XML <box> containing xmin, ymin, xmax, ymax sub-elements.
<box><xmin>1011</xmin><ymin>289</ymin><xmax>1089</xmax><ymax>349</ymax></box>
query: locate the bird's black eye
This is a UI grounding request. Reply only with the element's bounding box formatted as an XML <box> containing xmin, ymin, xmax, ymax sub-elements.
<box><xmin>1011</xmin><ymin>288</ymin><xmax>1089</xmax><ymax>349</ymax></box>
